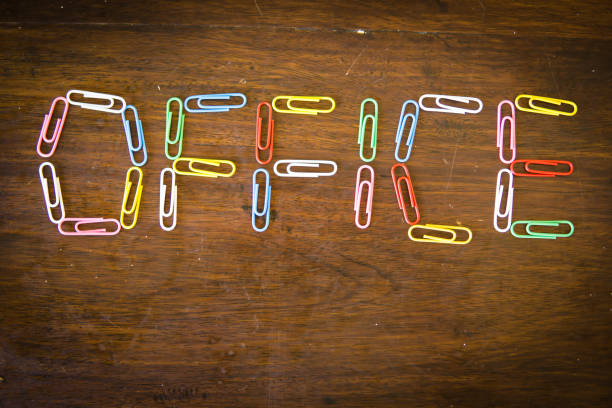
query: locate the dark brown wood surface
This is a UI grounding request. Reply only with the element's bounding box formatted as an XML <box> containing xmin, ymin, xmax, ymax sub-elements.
<box><xmin>1</xmin><ymin>1</ymin><xmax>611</xmax><ymax>407</ymax></box>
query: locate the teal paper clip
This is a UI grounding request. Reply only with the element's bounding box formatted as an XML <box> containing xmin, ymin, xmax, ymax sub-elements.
<box><xmin>184</xmin><ymin>93</ymin><xmax>247</xmax><ymax>113</ymax></box>
<box><xmin>165</xmin><ymin>97</ymin><xmax>185</xmax><ymax>160</ymax></box>
<box><xmin>395</xmin><ymin>100</ymin><xmax>419</xmax><ymax>162</ymax></box>
<box><xmin>511</xmin><ymin>220</ymin><xmax>574</xmax><ymax>239</ymax></box>
<box><xmin>251</xmin><ymin>168</ymin><xmax>271</xmax><ymax>232</ymax></box>
<box><xmin>122</xmin><ymin>105</ymin><xmax>147</xmax><ymax>166</ymax></box>
<box><xmin>357</xmin><ymin>98</ymin><xmax>378</xmax><ymax>162</ymax></box>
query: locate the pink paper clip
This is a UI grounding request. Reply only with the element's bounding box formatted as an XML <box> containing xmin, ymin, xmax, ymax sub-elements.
<box><xmin>37</xmin><ymin>96</ymin><xmax>69</xmax><ymax>158</ymax></box>
<box><xmin>354</xmin><ymin>165</ymin><xmax>374</xmax><ymax>229</ymax></box>
<box><xmin>58</xmin><ymin>218</ymin><xmax>121</xmax><ymax>236</ymax></box>
<box><xmin>255</xmin><ymin>102</ymin><xmax>274</xmax><ymax>165</ymax></box>
<box><xmin>496</xmin><ymin>100</ymin><xmax>516</xmax><ymax>164</ymax></box>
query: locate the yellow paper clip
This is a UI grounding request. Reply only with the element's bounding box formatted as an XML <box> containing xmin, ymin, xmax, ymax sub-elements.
<box><xmin>408</xmin><ymin>224</ymin><xmax>472</xmax><ymax>245</ymax></box>
<box><xmin>514</xmin><ymin>94</ymin><xmax>577</xmax><ymax>116</ymax></box>
<box><xmin>120</xmin><ymin>167</ymin><xmax>143</xmax><ymax>229</ymax></box>
<box><xmin>272</xmin><ymin>96</ymin><xmax>335</xmax><ymax>115</ymax></box>
<box><xmin>172</xmin><ymin>157</ymin><xmax>236</xmax><ymax>178</ymax></box>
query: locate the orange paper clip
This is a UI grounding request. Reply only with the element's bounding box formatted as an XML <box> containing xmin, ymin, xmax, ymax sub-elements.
<box><xmin>255</xmin><ymin>102</ymin><xmax>274</xmax><ymax>165</ymax></box>
<box><xmin>391</xmin><ymin>163</ymin><xmax>420</xmax><ymax>225</ymax></box>
<box><xmin>510</xmin><ymin>159</ymin><xmax>573</xmax><ymax>177</ymax></box>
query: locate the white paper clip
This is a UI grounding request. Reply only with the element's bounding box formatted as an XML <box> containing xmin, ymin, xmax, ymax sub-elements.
<box><xmin>273</xmin><ymin>160</ymin><xmax>338</xmax><ymax>178</ymax></box>
<box><xmin>493</xmin><ymin>169</ymin><xmax>514</xmax><ymax>233</ymax></box>
<box><xmin>418</xmin><ymin>94</ymin><xmax>483</xmax><ymax>115</ymax></box>
<box><xmin>66</xmin><ymin>89</ymin><xmax>126</xmax><ymax>114</ymax></box>
<box><xmin>159</xmin><ymin>168</ymin><xmax>178</xmax><ymax>231</ymax></box>
<box><xmin>38</xmin><ymin>162</ymin><xmax>65</xmax><ymax>224</ymax></box>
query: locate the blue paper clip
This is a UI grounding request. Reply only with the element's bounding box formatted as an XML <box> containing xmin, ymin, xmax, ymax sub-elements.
<box><xmin>121</xmin><ymin>105</ymin><xmax>147</xmax><ymax>166</ymax></box>
<box><xmin>184</xmin><ymin>93</ymin><xmax>247</xmax><ymax>113</ymax></box>
<box><xmin>394</xmin><ymin>100</ymin><xmax>419</xmax><ymax>162</ymax></box>
<box><xmin>251</xmin><ymin>168</ymin><xmax>271</xmax><ymax>232</ymax></box>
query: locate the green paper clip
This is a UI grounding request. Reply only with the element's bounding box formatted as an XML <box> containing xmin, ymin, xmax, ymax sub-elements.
<box><xmin>165</xmin><ymin>97</ymin><xmax>185</xmax><ymax>160</ymax></box>
<box><xmin>357</xmin><ymin>98</ymin><xmax>378</xmax><ymax>162</ymax></box>
<box><xmin>511</xmin><ymin>220</ymin><xmax>574</xmax><ymax>239</ymax></box>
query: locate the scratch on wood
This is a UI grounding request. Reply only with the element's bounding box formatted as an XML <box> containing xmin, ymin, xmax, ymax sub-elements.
<box><xmin>345</xmin><ymin>46</ymin><xmax>367</xmax><ymax>76</ymax></box>
<box><xmin>254</xmin><ymin>0</ymin><xmax>263</xmax><ymax>16</ymax></box>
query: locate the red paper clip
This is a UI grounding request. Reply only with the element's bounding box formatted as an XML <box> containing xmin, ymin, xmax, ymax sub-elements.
<box><xmin>510</xmin><ymin>159</ymin><xmax>574</xmax><ymax>177</ymax></box>
<box><xmin>391</xmin><ymin>163</ymin><xmax>420</xmax><ymax>225</ymax></box>
<box><xmin>255</xmin><ymin>102</ymin><xmax>274</xmax><ymax>165</ymax></box>
<box><xmin>37</xmin><ymin>96</ymin><xmax>69</xmax><ymax>158</ymax></box>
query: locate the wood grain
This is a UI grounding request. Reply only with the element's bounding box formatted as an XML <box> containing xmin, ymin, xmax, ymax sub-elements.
<box><xmin>0</xmin><ymin>1</ymin><xmax>611</xmax><ymax>407</ymax></box>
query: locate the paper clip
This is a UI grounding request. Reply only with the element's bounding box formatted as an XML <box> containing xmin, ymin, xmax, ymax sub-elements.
<box><xmin>514</xmin><ymin>94</ymin><xmax>577</xmax><ymax>116</ymax></box>
<box><xmin>394</xmin><ymin>100</ymin><xmax>419</xmax><ymax>162</ymax></box>
<box><xmin>357</xmin><ymin>98</ymin><xmax>378</xmax><ymax>162</ymax></box>
<box><xmin>255</xmin><ymin>102</ymin><xmax>274</xmax><ymax>165</ymax></box>
<box><xmin>511</xmin><ymin>220</ymin><xmax>574</xmax><ymax>239</ymax></box>
<box><xmin>173</xmin><ymin>157</ymin><xmax>236</xmax><ymax>178</ymax></box>
<box><xmin>272</xmin><ymin>96</ymin><xmax>335</xmax><ymax>115</ymax></box>
<box><xmin>391</xmin><ymin>163</ymin><xmax>420</xmax><ymax>225</ymax></box>
<box><xmin>58</xmin><ymin>218</ymin><xmax>121</xmax><ymax>236</ymax></box>
<box><xmin>66</xmin><ymin>89</ymin><xmax>126</xmax><ymax>114</ymax></box>
<box><xmin>418</xmin><ymin>94</ymin><xmax>483</xmax><ymax>115</ymax></box>
<box><xmin>496</xmin><ymin>100</ymin><xmax>516</xmax><ymax>164</ymax></box>
<box><xmin>273</xmin><ymin>160</ymin><xmax>338</xmax><ymax>178</ymax></box>
<box><xmin>251</xmin><ymin>169</ymin><xmax>271</xmax><ymax>232</ymax></box>
<box><xmin>38</xmin><ymin>162</ymin><xmax>65</xmax><ymax>224</ymax></box>
<box><xmin>354</xmin><ymin>165</ymin><xmax>374</xmax><ymax>229</ymax></box>
<box><xmin>37</xmin><ymin>96</ymin><xmax>69</xmax><ymax>158</ymax></box>
<box><xmin>184</xmin><ymin>93</ymin><xmax>247</xmax><ymax>113</ymax></box>
<box><xmin>121</xmin><ymin>105</ymin><xmax>147</xmax><ymax>166</ymax></box>
<box><xmin>159</xmin><ymin>168</ymin><xmax>178</xmax><ymax>231</ymax></box>
<box><xmin>510</xmin><ymin>159</ymin><xmax>573</xmax><ymax>177</ymax></box>
<box><xmin>165</xmin><ymin>97</ymin><xmax>185</xmax><ymax>160</ymax></box>
<box><xmin>493</xmin><ymin>169</ymin><xmax>514</xmax><ymax>233</ymax></box>
<box><xmin>408</xmin><ymin>224</ymin><xmax>473</xmax><ymax>244</ymax></box>
<box><xmin>120</xmin><ymin>167</ymin><xmax>143</xmax><ymax>230</ymax></box>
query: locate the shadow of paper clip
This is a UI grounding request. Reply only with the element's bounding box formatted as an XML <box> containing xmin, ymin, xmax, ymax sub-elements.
<box><xmin>159</xmin><ymin>168</ymin><xmax>178</xmax><ymax>231</ymax></box>
<box><xmin>251</xmin><ymin>168</ymin><xmax>271</xmax><ymax>233</ymax></box>
<box><xmin>408</xmin><ymin>224</ymin><xmax>472</xmax><ymax>244</ymax></box>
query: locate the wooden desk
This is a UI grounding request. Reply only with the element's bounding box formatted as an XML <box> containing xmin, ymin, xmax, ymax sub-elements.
<box><xmin>1</xmin><ymin>1</ymin><xmax>610</xmax><ymax>406</ymax></box>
